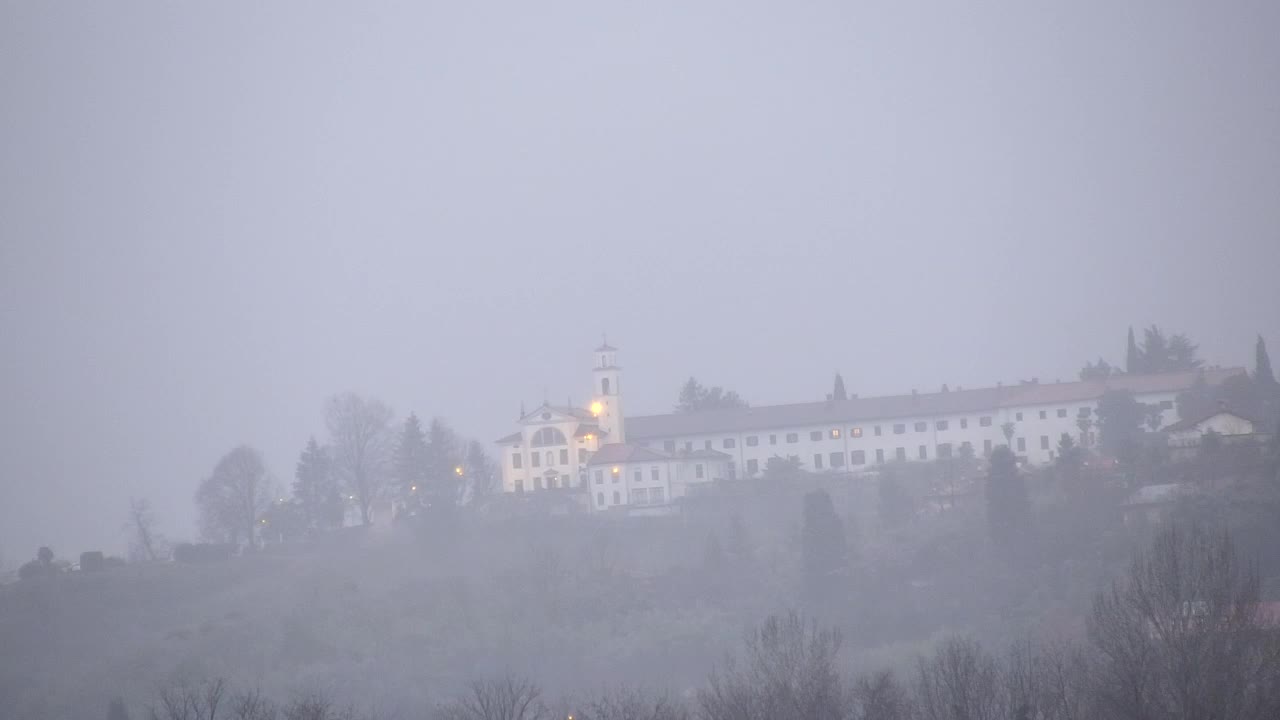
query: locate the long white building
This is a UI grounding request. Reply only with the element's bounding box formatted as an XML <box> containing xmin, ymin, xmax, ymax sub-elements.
<box><xmin>495</xmin><ymin>343</ymin><xmax>1243</xmax><ymax>511</ymax></box>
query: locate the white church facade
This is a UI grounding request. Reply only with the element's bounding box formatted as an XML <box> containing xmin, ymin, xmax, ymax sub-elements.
<box><xmin>495</xmin><ymin>342</ymin><xmax>1245</xmax><ymax>512</ymax></box>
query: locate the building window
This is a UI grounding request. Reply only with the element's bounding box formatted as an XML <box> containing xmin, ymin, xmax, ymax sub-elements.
<box><xmin>651</xmin><ymin>487</ymin><xmax>665</xmax><ymax>503</ymax></box>
<box><xmin>546</xmin><ymin>451</ymin><xmax>555</xmax><ymax>466</ymax></box>
<box><xmin>810</xmin><ymin>430</ymin><xmax>823</xmax><ymax>441</ymax></box>
<box><xmin>852</xmin><ymin>450</ymin><xmax>866</xmax><ymax>465</ymax></box>
<box><xmin>747</xmin><ymin>458</ymin><xmax>759</xmax><ymax>475</ymax></box>
<box><xmin>786</xmin><ymin>433</ymin><xmax>799</xmax><ymax>443</ymax></box>
<box><xmin>630</xmin><ymin>488</ymin><xmax>647</xmax><ymax>505</ymax></box>
<box><xmin>596</xmin><ymin>492</ymin><xmax>604</xmax><ymax>506</ymax></box>
<box><xmin>814</xmin><ymin>454</ymin><xmax>824</xmax><ymax>469</ymax></box>
<box><xmin>937</xmin><ymin>443</ymin><xmax>952</xmax><ymax>458</ymax></box>
<box><xmin>960</xmin><ymin>418</ymin><xmax>969</xmax><ymax>429</ymax></box>
<box><xmin>896</xmin><ymin>447</ymin><xmax>907</xmax><ymax>462</ymax></box>
<box><xmin>984</xmin><ymin>439</ymin><xmax>993</xmax><ymax>456</ymax></box>
<box><xmin>850</xmin><ymin>427</ymin><xmax>862</xmax><ymax>438</ymax></box>
<box><xmin>724</xmin><ymin>438</ymin><xmax>736</xmax><ymax>449</ymax></box>
<box><xmin>561</xmin><ymin>473</ymin><xmax>571</xmax><ymax>487</ymax></box>
<box><xmin>531</xmin><ymin>427</ymin><xmax>569</xmax><ymax>447</ymax></box>
<box><xmin>830</xmin><ymin>452</ymin><xmax>845</xmax><ymax>467</ymax></box>
<box><xmin>914</xmin><ymin>421</ymin><xmax>927</xmax><ymax>432</ymax></box>
<box><xmin>1017</xmin><ymin>437</ymin><xmax>1026</xmax><ymax>452</ymax></box>
<box><xmin>1160</xmin><ymin>400</ymin><xmax>1174</xmax><ymax>410</ymax></box>
<box><xmin>980</xmin><ymin>416</ymin><xmax>992</xmax><ymax>427</ymax></box>
<box><xmin>578</xmin><ymin>448</ymin><xmax>588</xmax><ymax>463</ymax></box>
<box><xmin>875</xmin><ymin>425</ymin><xmax>883</xmax><ymax>436</ymax></box>
<box><xmin>512</xmin><ymin>454</ymin><xmax>523</xmax><ymax>469</ymax></box>
<box><xmin>1040</xmin><ymin>435</ymin><xmax>1050</xmax><ymax>449</ymax></box>
<box><xmin>936</xmin><ymin>420</ymin><xmax>949</xmax><ymax>431</ymax></box>
<box><xmin>704</xmin><ymin>440</ymin><xmax>712</xmax><ymax>450</ymax></box>
<box><xmin>515</xmin><ymin>479</ymin><xmax>525</xmax><ymax>493</ymax></box>
<box><xmin>559</xmin><ymin>449</ymin><xmax>569</xmax><ymax>465</ymax></box>
<box><xmin>651</xmin><ymin>466</ymin><xmax>660</xmax><ymax>481</ymax></box>
<box><xmin>1078</xmin><ymin>407</ymin><xmax>1091</xmax><ymax>417</ymax></box>
<box><xmin>685</xmin><ymin>441</ymin><xmax>693</xmax><ymax>451</ymax></box>
<box><xmin>531</xmin><ymin>453</ymin><xmax>541</xmax><ymax>468</ymax></box>
<box><xmin>746</xmin><ymin>436</ymin><xmax>759</xmax><ymax>447</ymax></box>
<box><xmin>875</xmin><ymin>449</ymin><xmax>885</xmax><ymax>464</ymax></box>
<box><xmin>830</xmin><ymin>429</ymin><xmax>841</xmax><ymax>439</ymax></box>
<box><xmin>769</xmin><ymin>434</ymin><xmax>778</xmax><ymax>445</ymax></box>
<box><xmin>550</xmin><ymin>476</ymin><xmax>558</xmax><ymax>489</ymax></box>
<box><xmin>613</xmin><ymin>491</ymin><xmax>620</xmax><ymax>504</ymax></box>
<box><xmin>663</xmin><ymin>440</ymin><xmax>675</xmax><ymax>452</ymax></box>
<box><xmin>893</xmin><ymin>424</ymin><xmax>906</xmax><ymax>435</ymax></box>
<box><xmin>594</xmin><ymin>470</ymin><xmax>604</xmax><ymax>484</ymax></box>
<box><xmin>918</xmin><ymin>445</ymin><xmax>927</xmax><ymax>460</ymax></box>
<box><xmin>534</xmin><ymin>477</ymin><xmax>543</xmax><ymax>490</ymax></box>
<box><xmin>612</xmin><ymin>467</ymin><xmax>620</xmax><ymax>482</ymax></box>
<box><xmin>695</xmin><ymin>464</ymin><xmax>704</xmax><ymax>479</ymax></box>
<box><xmin>1057</xmin><ymin>409</ymin><xmax>1068</xmax><ymax>418</ymax></box>
<box><xmin>634</xmin><ymin>469</ymin><xmax>642</xmax><ymax>483</ymax></box>
<box><xmin>1039</xmin><ymin>410</ymin><xmax>1047</xmax><ymax>420</ymax></box>
<box><xmin>1016</xmin><ymin>412</ymin><xmax>1024</xmax><ymax>421</ymax></box>
<box><xmin>601</xmin><ymin>378</ymin><xmax>610</xmax><ymax>395</ymax></box>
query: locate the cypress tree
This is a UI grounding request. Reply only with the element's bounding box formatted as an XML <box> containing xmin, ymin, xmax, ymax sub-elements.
<box><xmin>1126</xmin><ymin>326</ymin><xmax>1141</xmax><ymax>374</ymax></box>
<box><xmin>1256</xmin><ymin>335</ymin><xmax>1276</xmax><ymax>386</ymax></box>
<box><xmin>832</xmin><ymin>373</ymin><xmax>848</xmax><ymax>401</ymax></box>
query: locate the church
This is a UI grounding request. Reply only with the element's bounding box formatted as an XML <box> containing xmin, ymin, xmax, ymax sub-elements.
<box><xmin>493</xmin><ymin>343</ymin><xmax>730</xmax><ymax>512</ymax></box>
<box><xmin>496</xmin><ymin>342</ymin><xmax>1243</xmax><ymax>513</ymax></box>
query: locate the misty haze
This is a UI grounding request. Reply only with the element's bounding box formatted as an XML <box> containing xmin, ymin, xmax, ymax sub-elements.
<box><xmin>3</xmin><ymin>2</ymin><xmax>1280</xmax><ymax>719</ymax></box>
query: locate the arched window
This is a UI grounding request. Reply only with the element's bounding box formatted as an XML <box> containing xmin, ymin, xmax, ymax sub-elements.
<box><xmin>601</xmin><ymin>377</ymin><xmax>611</xmax><ymax>395</ymax></box>
<box><xmin>530</xmin><ymin>427</ymin><xmax>568</xmax><ymax>447</ymax></box>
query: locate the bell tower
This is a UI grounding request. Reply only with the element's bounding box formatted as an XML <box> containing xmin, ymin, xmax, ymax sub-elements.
<box><xmin>590</xmin><ymin>340</ymin><xmax>624</xmax><ymax>443</ymax></box>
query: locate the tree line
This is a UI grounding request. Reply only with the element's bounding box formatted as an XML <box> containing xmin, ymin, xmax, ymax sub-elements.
<box><xmin>193</xmin><ymin>393</ymin><xmax>498</xmax><ymax>549</ymax></box>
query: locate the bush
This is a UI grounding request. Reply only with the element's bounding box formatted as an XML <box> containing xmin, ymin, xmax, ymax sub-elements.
<box><xmin>80</xmin><ymin>551</ymin><xmax>105</xmax><ymax>572</ymax></box>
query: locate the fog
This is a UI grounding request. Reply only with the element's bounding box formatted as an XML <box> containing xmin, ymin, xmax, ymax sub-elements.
<box><xmin>2</xmin><ymin>2</ymin><xmax>1280</xmax><ymax>718</ymax></box>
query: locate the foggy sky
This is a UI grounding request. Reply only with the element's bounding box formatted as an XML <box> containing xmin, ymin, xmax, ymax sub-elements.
<box><xmin>2</xmin><ymin>1</ymin><xmax>1278</xmax><ymax>562</ymax></box>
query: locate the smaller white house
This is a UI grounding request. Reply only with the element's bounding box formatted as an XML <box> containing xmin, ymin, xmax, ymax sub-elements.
<box><xmin>1122</xmin><ymin>482</ymin><xmax>1194</xmax><ymax>527</ymax></box>
<box><xmin>1165</xmin><ymin>409</ymin><xmax>1258</xmax><ymax>448</ymax></box>
<box><xmin>584</xmin><ymin>443</ymin><xmax>730</xmax><ymax>512</ymax></box>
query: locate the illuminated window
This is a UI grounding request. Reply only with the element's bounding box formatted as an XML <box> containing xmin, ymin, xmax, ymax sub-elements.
<box><xmin>830</xmin><ymin>429</ymin><xmax>841</xmax><ymax>439</ymax></box>
<box><xmin>850</xmin><ymin>427</ymin><xmax>862</xmax><ymax>438</ymax></box>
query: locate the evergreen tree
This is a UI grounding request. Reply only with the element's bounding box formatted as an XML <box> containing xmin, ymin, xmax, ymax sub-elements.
<box><xmin>984</xmin><ymin>446</ymin><xmax>1029</xmax><ymax>548</ymax></box>
<box><xmin>801</xmin><ymin>489</ymin><xmax>847</xmax><ymax>601</ymax></box>
<box><xmin>393</xmin><ymin>413</ymin><xmax>429</xmax><ymax>500</ymax></box>
<box><xmin>1095</xmin><ymin>390</ymin><xmax>1146</xmax><ymax>468</ymax></box>
<box><xmin>676</xmin><ymin>376</ymin><xmax>748</xmax><ymax>412</ymax></box>
<box><xmin>424</xmin><ymin>417</ymin><xmax>463</xmax><ymax>508</ymax></box>
<box><xmin>1055</xmin><ymin>433</ymin><xmax>1083</xmax><ymax>486</ymax></box>
<box><xmin>1256</xmin><ymin>335</ymin><xmax>1276</xmax><ymax>386</ymax></box>
<box><xmin>293</xmin><ymin>437</ymin><xmax>341</xmax><ymax>531</ymax></box>
<box><xmin>832</xmin><ymin>373</ymin><xmax>848</xmax><ymax>401</ymax></box>
<box><xmin>1080</xmin><ymin>357</ymin><xmax>1115</xmax><ymax>381</ymax></box>
<box><xmin>463</xmin><ymin>440</ymin><xmax>499</xmax><ymax>500</ymax></box>
<box><xmin>1126</xmin><ymin>326</ymin><xmax>1141</xmax><ymax>374</ymax></box>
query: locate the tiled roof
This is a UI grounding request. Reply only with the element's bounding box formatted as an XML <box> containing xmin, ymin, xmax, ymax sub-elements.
<box><xmin>626</xmin><ymin>368</ymin><xmax>1245</xmax><ymax>440</ymax></box>
<box><xmin>495</xmin><ymin>431</ymin><xmax>522</xmax><ymax>444</ymax></box>
<box><xmin>1164</xmin><ymin>409</ymin><xmax>1258</xmax><ymax>433</ymax></box>
<box><xmin>586</xmin><ymin>443</ymin><xmax>671</xmax><ymax>466</ymax></box>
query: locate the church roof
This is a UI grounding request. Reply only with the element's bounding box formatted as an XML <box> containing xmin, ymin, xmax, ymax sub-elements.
<box><xmin>595</xmin><ymin>342</ymin><xmax>618</xmax><ymax>352</ymax></box>
<box><xmin>626</xmin><ymin>367</ymin><xmax>1245</xmax><ymax>440</ymax></box>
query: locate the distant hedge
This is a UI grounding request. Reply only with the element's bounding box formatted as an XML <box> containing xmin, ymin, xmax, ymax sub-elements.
<box><xmin>79</xmin><ymin>551</ymin><xmax>105</xmax><ymax>572</ymax></box>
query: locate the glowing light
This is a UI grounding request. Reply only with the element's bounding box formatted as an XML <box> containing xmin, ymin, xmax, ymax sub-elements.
<box><xmin>611</xmin><ymin>466</ymin><xmax>620</xmax><ymax>475</ymax></box>
<box><xmin>589</xmin><ymin>401</ymin><xmax>603</xmax><ymax>416</ymax></box>
<box><xmin>410</xmin><ymin>485</ymin><xmax>417</xmax><ymax>492</ymax></box>
<box><xmin>454</xmin><ymin>466</ymin><xmax>464</xmax><ymax>476</ymax></box>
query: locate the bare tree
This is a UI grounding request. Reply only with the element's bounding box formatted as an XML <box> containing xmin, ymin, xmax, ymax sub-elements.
<box><xmin>1088</xmin><ymin>524</ymin><xmax>1280</xmax><ymax>720</ymax></box>
<box><xmin>125</xmin><ymin>497</ymin><xmax>164</xmax><ymax>562</ymax></box>
<box><xmin>325</xmin><ymin>393</ymin><xmax>394</xmax><ymax>526</ymax></box>
<box><xmin>852</xmin><ymin>670</ymin><xmax>912</xmax><ymax>720</ymax></box>
<box><xmin>573</xmin><ymin>686</ymin><xmax>689</xmax><ymax>720</ymax></box>
<box><xmin>914</xmin><ymin>637</ymin><xmax>1003</xmax><ymax>720</ymax></box>
<box><xmin>149</xmin><ymin>679</ymin><xmax>227</xmax><ymax>720</ymax></box>
<box><xmin>195</xmin><ymin>446</ymin><xmax>272</xmax><ymax>548</ymax></box>
<box><xmin>436</xmin><ymin>674</ymin><xmax>548</xmax><ymax>720</ymax></box>
<box><xmin>699</xmin><ymin>612</ymin><xmax>850</xmax><ymax>720</ymax></box>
